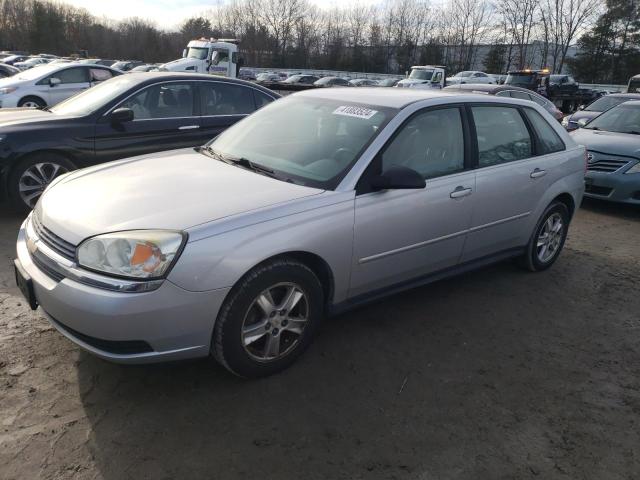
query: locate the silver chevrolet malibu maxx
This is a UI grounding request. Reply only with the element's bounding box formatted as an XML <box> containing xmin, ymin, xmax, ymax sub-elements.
<box><xmin>15</xmin><ymin>89</ymin><xmax>586</xmax><ymax>377</ymax></box>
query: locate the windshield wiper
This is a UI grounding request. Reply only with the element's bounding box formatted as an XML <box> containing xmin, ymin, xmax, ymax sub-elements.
<box><xmin>204</xmin><ymin>147</ymin><xmax>278</xmax><ymax>178</ymax></box>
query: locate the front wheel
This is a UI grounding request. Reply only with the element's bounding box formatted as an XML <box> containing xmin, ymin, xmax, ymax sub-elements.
<box><xmin>18</xmin><ymin>96</ymin><xmax>46</xmax><ymax>109</ymax></box>
<box><xmin>212</xmin><ymin>258</ymin><xmax>324</xmax><ymax>378</ymax></box>
<box><xmin>8</xmin><ymin>153</ymin><xmax>74</xmax><ymax>212</ymax></box>
<box><xmin>519</xmin><ymin>201</ymin><xmax>570</xmax><ymax>272</ymax></box>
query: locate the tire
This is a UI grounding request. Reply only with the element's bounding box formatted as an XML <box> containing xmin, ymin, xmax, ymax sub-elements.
<box><xmin>213</xmin><ymin>258</ymin><xmax>324</xmax><ymax>378</ymax></box>
<box><xmin>8</xmin><ymin>153</ymin><xmax>75</xmax><ymax>212</ymax></box>
<box><xmin>17</xmin><ymin>96</ymin><xmax>46</xmax><ymax>109</ymax></box>
<box><xmin>519</xmin><ymin>201</ymin><xmax>570</xmax><ymax>272</ymax></box>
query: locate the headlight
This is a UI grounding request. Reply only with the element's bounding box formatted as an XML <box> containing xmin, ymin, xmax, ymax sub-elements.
<box><xmin>625</xmin><ymin>162</ymin><xmax>640</xmax><ymax>175</ymax></box>
<box><xmin>77</xmin><ymin>230</ymin><xmax>186</xmax><ymax>279</ymax></box>
<box><xmin>0</xmin><ymin>87</ymin><xmax>17</xmax><ymax>95</ymax></box>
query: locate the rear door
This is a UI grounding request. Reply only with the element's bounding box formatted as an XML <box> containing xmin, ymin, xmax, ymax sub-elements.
<box><xmin>93</xmin><ymin>81</ymin><xmax>202</xmax><ymax>164</ymax></box>
<box><xmin>198</xmin><ymin>81</ymin><xmax>276</xmax><ymax>144</ymax></box>
<box><xmin>460</xmin><ymin>104</ymin><xmax>563</xmax><ymax>262</ymax></box>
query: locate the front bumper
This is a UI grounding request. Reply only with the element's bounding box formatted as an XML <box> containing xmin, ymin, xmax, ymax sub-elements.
<box><xmin>0</xmin><ymin>93</ymin><xmax>20</xmax><ymax>108</ymax></box>
<box><xmin>584</xmin><ymin>171</ymin><xmax>640</xmax><ymax>205</ymax></box>
<box><xmin>16</xmin><ymin>217</ymin><xmax>230</xmax><ymax>363</ymax></box>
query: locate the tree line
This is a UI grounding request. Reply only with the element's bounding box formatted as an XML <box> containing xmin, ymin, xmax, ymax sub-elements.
<box><xmin>0</xmin><ymin>0</ymin><xmax>638</xmax><ymax>83</ymax></box>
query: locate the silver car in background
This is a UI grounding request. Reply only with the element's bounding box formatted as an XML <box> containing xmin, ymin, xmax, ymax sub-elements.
<box><xmin>15</xmin><ymin>89</ymin><xmax>585</xmax><ymax>377</ymax></box>
<box><xmin>571</xmin><ymin>100</ymin><xmax>640</xmax><ymax>204</ymax></box>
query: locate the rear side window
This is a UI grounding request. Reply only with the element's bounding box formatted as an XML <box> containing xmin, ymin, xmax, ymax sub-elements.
<box><xmin>525</xmin><ymin>108</ymin><xmax>565</xmax><ymax>154</ymax></box>
<box><xmin>471</xmin><ymin>106</ymin><xmax>532</xmax><ymax>167</ymax></box>
<box><xmin>510</xmin><ymin>91</ymin><xmax>532</xmax><ymax>101</ymax></box>
<box><xmin>253</xmin><ymin>90</ymin><xmax>274</xmax><ymax>109</ymax></box>
<box><xmin>90</xmin><ymin>68</ymin><xmax>112</xmax><ymax>82</ymax></box>
<box><xmin>201</xmin><ymin>82</ymin><xmax>255</xmax><ymax>115</ymax></box>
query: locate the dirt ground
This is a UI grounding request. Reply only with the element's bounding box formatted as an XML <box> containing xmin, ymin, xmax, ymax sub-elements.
<box><xmin>0</xmin><ymin>199</ymin><xmax>639</xmax><ymax>480</ymax></box>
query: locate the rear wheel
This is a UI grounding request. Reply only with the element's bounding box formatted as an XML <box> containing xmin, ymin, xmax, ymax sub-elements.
<box><xmin>212</xmin><ymin>258</ymin><xmax>324</xmax><ymax>378</ymax></box>
<box><xmin>8</xmin><ymin>153</ymin><xmax>74</xmax><ymax>212</ymax></box>
<box><xmin>519</xmin><ymin>201</ymin><xmax>570</xmax><ymax>272</ymax></box>
<box><xmin>17</xmin><ymin>96</ymin><xmax>46</xmax><ymax>109</ymax></box>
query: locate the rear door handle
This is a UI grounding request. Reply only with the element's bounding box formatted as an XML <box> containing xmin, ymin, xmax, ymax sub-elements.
<box><xmin>530</xmin><ymin>168</ymin><xmax>547</xmax><ymax>178</ymax></box>
<box><xmin>179</xmin><ymin>125</ymin><xmax>200</xmax><ymax>130</ymax></box>
<box><xmin>450</xmin><ymin>186</ymin><xmax>472</xmax><ymax>199</ymax></box>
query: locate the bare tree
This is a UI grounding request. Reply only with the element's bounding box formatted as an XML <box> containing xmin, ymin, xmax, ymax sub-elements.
<box><xmin>496</xmin><ymin>0</ymin><xmax>539</xmax><ymax>69</ymax></box>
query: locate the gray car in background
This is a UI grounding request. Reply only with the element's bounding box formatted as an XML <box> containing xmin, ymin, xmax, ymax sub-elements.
<box><xmin>571</xmin><ymin>100</ymin><xmax>640</xmax><ymax>204</ymax></box>
<box><xmin>562</xmin><ymin>93</ymin><xmax>640</xmax><ymax>131</ymax></box>
<box><xmin>15</xmin><ymin>89</ymin><xmax>585</xmax><ymax>377</ymax></box>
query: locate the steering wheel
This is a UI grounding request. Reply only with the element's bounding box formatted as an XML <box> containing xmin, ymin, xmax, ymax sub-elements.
<box><xmin>332</xmin><ymin>147</ymin><xmax>356</xmax><ymax>164</ymax></box>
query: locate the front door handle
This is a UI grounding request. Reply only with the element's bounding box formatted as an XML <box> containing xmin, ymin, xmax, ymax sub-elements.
<box><xmin>530</xmin><ymin>168</ymin><xmax>547</xmax><ymax>178</ymax></box>
<box><xmin>179</xmin><ymin>125</ymin><xmax>200</xmax><ymax>130</ymax></box>
<box><xmin>450</xmin><ymin>186</ymin><xmax>472</xmax><ymax>199</ymax></box>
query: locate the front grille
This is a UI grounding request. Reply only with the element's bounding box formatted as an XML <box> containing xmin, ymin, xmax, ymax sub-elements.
<box><xmin>584</xmin><ymin>184</ymin><xmax>613</xmax><ymax>196</ymax></box>
<box><xmin>51</xmin><ymin>317</ymin><xmax>154</xmax><ymax>355</ymax></box>
<box><xmin>32</xmin><ymin>214</ymin><xmax>76</xmax><ymax>260</ymax></box>
<box><xmin>586</xmin><ymin>158</ymin><xmax>630</xmax><ymax>173</ymax></box>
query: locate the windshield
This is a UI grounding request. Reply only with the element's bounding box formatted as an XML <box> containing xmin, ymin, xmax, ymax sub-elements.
<box><xmin>51</xmin><ymin>76</ymin><xmax>137</xmax><ymax>116</ymax></box>
<box><xmin>283</xmin><ymin>75</ymin><xmax>303</xmax><ymax>83</ymax></box>
<box><xmin>409</xmin><ymin>69</ymin><xmax>433</xmax><ymax>81</ymax></box>
<box><xmin>315</xmin><ymin>77</ymin><xmax>334</xmax><ymax>85</ymax></box>
<box><xmin>186</xmin><ymin>47</ymin><xmax>208</xmax><ymax>60</ymax></box>
<box><xmin>11</xmin><ymin>65</ymin><xmax>61</xmax><ymax>81</ymax></box>
<box><xmin>454</xmin><ymin>71</ymin><xmax>473</xmax><ymax>78</ymax></box>
<box><xmin>627</xmin><ymin>79</ymin><xmax>640</xmax><ymax>93</ymax></box>
<box><xmin>204</xmin><ymin>97</ymin><xmax>394</xmax><ymax>189</ymax></box>
<box><xmin>585</xmin><ymin>96</ymin><xmax>629</xmax><ymax>112</ymax></box>
<box><xmin>584</xmin><ymin>103</ymin><xmax>640</xmax><ymax>134</ymax></box>
<box><xmin>505</xmin><ymin>73</ymin><xmax>536</xmax><ymax>86</ymax></box>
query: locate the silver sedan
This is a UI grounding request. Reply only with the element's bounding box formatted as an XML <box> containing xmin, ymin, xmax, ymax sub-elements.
<box><xmin>15</xmin><ymin>89</ymin><xmax>585</xmax><ymax>377</ymax></box>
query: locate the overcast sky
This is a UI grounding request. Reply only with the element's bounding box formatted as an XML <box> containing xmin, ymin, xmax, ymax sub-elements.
<box><xmin>62</xmin><ymin>0</ymin><xmax>383</xmax><ymax>30</ymax></box>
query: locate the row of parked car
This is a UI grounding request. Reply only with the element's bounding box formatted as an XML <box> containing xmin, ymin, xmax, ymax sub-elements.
<box><xmin>10</xmin><ymin>70</ymin><xmax>591</xmax><ymax>378</ymax></box>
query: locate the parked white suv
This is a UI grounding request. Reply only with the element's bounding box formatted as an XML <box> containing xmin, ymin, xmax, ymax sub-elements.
<box><xmin>0</xmin><ymin>63</ymin><xmax>120</xmax><ymax>108</ymax></box>
<box><xmin>446</xmin><ymin>71</ymin><xmax>495</xmax><ymax>85</ymax></box>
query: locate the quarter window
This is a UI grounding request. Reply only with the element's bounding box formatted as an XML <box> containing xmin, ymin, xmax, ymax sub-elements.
<box><xmin>471</xmin><ymin>106</ymin><xmax>532</xmax><ymax>167</ymax></box>
<box><xmin>525</xmin><ymin>108</ymin><xmax>565</xmax><ymax>154</ymax></box>
<box><xmin>90</xmin><ymin>68</ymin><xmax>112</xmax><ymax>82</ymax></box>
<box><xmin>381</xmin><ymin>107</ymin><xmax>465</xmax><ymax>179</ymax></box>
<box><xmin>253</xmin><ymin>90</ymin><xmax>274</xmax><ymax>110</ymax></box>
<box><xmin>201</xmin><ymin>82</ymin><xmax>255</xmax><ymax>115</ymax></box>
<box><xmin>120</xmin><ymin>82</ymin><xmax>195</xmax><ymax>119</ymax></box>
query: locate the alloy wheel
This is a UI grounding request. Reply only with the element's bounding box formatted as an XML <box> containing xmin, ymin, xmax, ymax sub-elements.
<box><xmin>536</xmin><ymin>212</ymin><xmax>564</xmax><ymax>263</ymax></box>
<box><xmin>18</xmin><ymin>162</ymin><xmax>68</xmax><ymax>208</ymax></box>
<box><xmin>241</xmin><ymin>282</ymin><xmax>309</xmax><ymax>362</ymax></box>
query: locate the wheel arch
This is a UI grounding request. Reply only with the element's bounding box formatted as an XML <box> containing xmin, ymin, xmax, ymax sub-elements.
<box><xmin>18</xmin><ymin>95</ymin><xmax>47</xmax><ymax>107</ymax></box>
<box><xmin>551</xmin><ymin>192</ymin><xmax>576</xmax><ymax>219</ymax></box>
<box><xmin>226</xmin><ymin>251</ymin><xmax>336</xmax><ymax>315</ymax></box>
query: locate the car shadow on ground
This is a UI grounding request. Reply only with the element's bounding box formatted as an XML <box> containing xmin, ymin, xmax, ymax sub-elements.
<box><xmin>73</xmin><ymin>247</ymin><xmax>638</xmax><ymax>479</ymax></box>
<box><xmin>580</xmin><ymin>197</ymin><xmax>640</xmax><ymax>221</ymax></box>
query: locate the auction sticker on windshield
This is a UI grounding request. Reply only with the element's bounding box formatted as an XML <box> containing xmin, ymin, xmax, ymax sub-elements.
<box><xmin>333</xmin><ymin>105</ymin><xmax>378</xmax><ymax>119</ymax></box>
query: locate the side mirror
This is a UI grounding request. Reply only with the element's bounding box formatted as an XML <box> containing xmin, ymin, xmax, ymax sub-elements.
<box><xmin>49</xmin><ymin>77</ymin><xmax>61</xmax><ymax>87</ymax></box>
<box><xmin>110</xmin><ymin>107</ymin><xmax>134</xmax><ymax>124</ymax></box>
<box><xmin>182</xmin><ymin>49</ymin><xmax>187</xmax><ymax>58</ymax></box>
<box><xmin>370</xmin><ymin>166</ymin><xmax>425</xmax><ymax>191</ymax></box>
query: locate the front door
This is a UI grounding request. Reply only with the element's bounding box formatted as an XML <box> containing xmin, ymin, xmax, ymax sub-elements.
<box><xmin>93</xmin><ymin>81</ymin><xmax>202</xmax><ymax>164</ymax></box>
<box><xmin>40</xmin><ymin>66</ymin><xmax>91</xmax><ymax>106</ymax></box>
<box><xmin>350</xmin><ymin>106</ymin><xmax>476</xmax><ymax>297</ymax></box>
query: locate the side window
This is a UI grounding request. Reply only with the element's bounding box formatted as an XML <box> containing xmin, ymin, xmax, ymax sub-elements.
<box><xmin>471</xmin><ymin>106</ymin><xmax>532</xmax><ymax>167</ymax></box>
<box><xmin>90</xmin><ymin>68</ymin><xmax>112</xmax><ymax>83</ymax></box>
<box><xmin>530</xmin><ymin>94</ymin><xmax>548</xmax><ymax>107</ymax></box>
<box><xmin>510</xmin><ymin>90</ymin><xmax>532</xmax><ymax>101</ymax></box>
<box><xmin>120</xmin><ymin>82</ymin><xmax>195</xmax><ymax>119</ymax></box>
<box><xmin>432</xmin><ymin>71</ymin><xmax>443</xmax><ymax>83</ymax></box>
<box><xmin>525</xmin><ymin>108</ymin><xmax>565</xmax><ymax>155</ymax></box>
<box><xmin>381</xmin><ymin>107</ymin><xmax>465</xmax><ymax>179</ymax></box>
<box><xmin>253</xmin><ymin>90</ymin><xmax>274</xmax><ymax>110</ymax></box>
<box><xmin>201</xmin><ymin>82</ymin><xmax>255</xmax><ymax>115</ymax></box>
<box><xmin>40</xmin><ymin>67</ymin><xmax>88</xmax><ymax>85</ymax></box>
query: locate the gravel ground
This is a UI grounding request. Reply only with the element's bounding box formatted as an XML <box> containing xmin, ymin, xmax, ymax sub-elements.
<box><xmin>0</xmin><ymin>199</ymin><xmax>639</xmax><ymax>480</ymax></box>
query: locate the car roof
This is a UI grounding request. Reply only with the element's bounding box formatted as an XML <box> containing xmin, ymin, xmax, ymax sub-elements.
<box><xmin>444</xmin><ymin>83</ymin><xmax>536</xmax><ymax>95</ymax></box>
<box><xmin>293</xmin><ymin>87</ymin><xmax>513</xmax><ymax>109</ymax></box>
<box><xmin>123</xmin><ymin>72</ymin><xmax>279</xmax><ymax>95</ymax></box>
<box><xmin>609</xmin><ymin>92</ymin><xmax>640</xmax><ymax>98</ymax></box>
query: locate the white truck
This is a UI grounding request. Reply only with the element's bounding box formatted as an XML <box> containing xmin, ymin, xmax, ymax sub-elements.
<box><xmin>160</xmin><ymin>38</ymin><xmax>241</xmax><ymax>78</ymax></box>
<box><xmin>396</xmin><ymin>65</ymin><xmax>447</xmax><ymax>89</ymax></box>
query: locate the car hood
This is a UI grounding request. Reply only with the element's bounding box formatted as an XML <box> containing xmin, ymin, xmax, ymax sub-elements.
<box><xmin>160</xmin><ymin>58</ymin><xmax>201</xmax><ymax>71</ymax></box>
<box><xmin>397</xmin><ymin>79</ymin><xmax>428</xmax><ymax>87</ymax></box>
<box><xmin>0</xmin><ymin>108</ymin><xmax>74</xmax><ymax>128</ymax></box>
<box><xmin>570</xmin><ymin>128</ymin><xmax>640</xmax><ymax>158</ymax></box>
<box><xmin>567</xmin><ymin>110</ymin><xmax>600</xmax><ymax>124</ymax></box>
<box><xmin>0</xmin><ymin>76</ymin><xmax>27</xmax><ymax>88</ymax></box>
<box><xmin>39</xmin><ymin>148</ymin><xmax>324</xmax><ymax>245</ymax></box>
